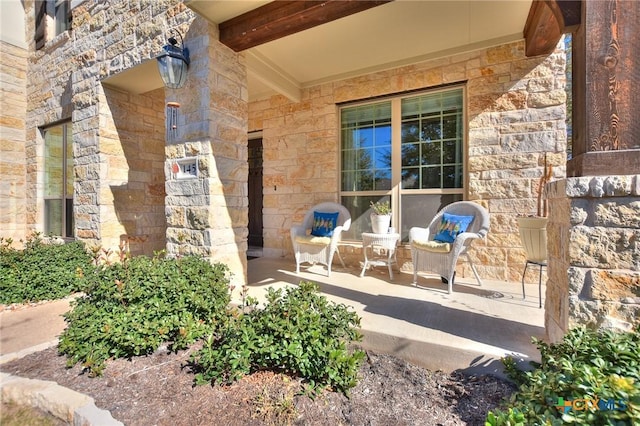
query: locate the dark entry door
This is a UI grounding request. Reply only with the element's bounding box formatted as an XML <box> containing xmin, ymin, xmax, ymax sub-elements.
<box><xmin>248</xmin><ymin>138</ymin><xmax>263</xmax><ymax>248</ymax></box>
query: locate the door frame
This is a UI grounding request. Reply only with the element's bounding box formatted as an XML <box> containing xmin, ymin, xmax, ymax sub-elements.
<box><xmin>247</xmin><ymin>131</ymin><xmax>264</xmax><ymax>249</ymax></box>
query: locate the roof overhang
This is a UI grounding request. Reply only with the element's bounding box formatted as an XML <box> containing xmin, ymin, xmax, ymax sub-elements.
<box><xmin>102</xmin><ymin>59</ymin><xmax>164</xmax><ymax>95</ymax></box>
<box><xmin>103</xmin><ymin>1</ymin><xmax>579</xmax><ymax>101</ymax></box>
<box><xmin>188</xmin><ymin>0</ymin><xmax>540</xmax><ymax>102</ymax></box>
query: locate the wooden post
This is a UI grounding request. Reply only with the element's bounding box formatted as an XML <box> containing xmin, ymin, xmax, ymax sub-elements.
<box><xmin>568</xmin><ymin>0</ymin><xmax>640</xmax><ymax>177</ymax></box>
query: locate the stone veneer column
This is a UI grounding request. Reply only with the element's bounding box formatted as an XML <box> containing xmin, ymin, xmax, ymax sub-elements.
<box><xmin>0</xmin><ymin>40</ymin><xmax>27</xmax><ymax>244</ymax></box>
<box><xmin>545</xmin><ymin>1</ymin><xmax>639</xmax><ymax>341</ymax></box>
<box><xmin>164</xmin><ymin>18</ymin><xmax>248</xmax><ymax>287</ymax></box>
<box><xmin>546</xmin><ymin>176</ymin><xmax>640</xmax><ymax>342</ymax></box>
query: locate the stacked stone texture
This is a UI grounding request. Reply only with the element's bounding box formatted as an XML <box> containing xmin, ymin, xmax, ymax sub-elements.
<box><xmin>0</xmin><ymin>40</ymin><xmax>28</xmax><ymax>244</ymax></box>
<box><xmin>20</xmin><ymin>0</ymin><xmax>567</xmax><ymax>286</ymax></box>
<box><xmin>22</xmin><ymin>0</ymin><xmax>197</xmax><ymax>255</ymax></box>
<box><xmin>8</xmin><ymin>0</ymin><xmax>637</xmax><ymax>346</ymax></box>
<box><xmin>97</xmin><ymin>86</ymin><xmax>167</xmax><ymax>255</ymax></box>
<box><xmin>249</xmin><ymin>39</ymin><xmax>567</xmax><ymax>282</ymax></box>
<box><xmin>546</xmin><ymin>176</ymin><xmax>640</xmax><ymax>341</ymax></box>
<box><xmin>162</xmin><ymin>16</ymin><xmax>248</xmax><ymax>286</ymax></box>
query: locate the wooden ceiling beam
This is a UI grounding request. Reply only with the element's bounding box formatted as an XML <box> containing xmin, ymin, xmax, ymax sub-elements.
<box><xmin>524</xmin><ymin>0</ymin><xmax>581</xmax><ymax>57</ymax></box>
<box><xmin>219</xmin><ymin>0</ymin><xmax>393</xmax><ymax>52</ymax></box>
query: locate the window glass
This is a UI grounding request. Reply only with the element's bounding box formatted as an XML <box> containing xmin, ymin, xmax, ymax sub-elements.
<box><xmin>340</xmin><ymin>87</ymin><xmax>465</xmax><ymax>241</ymax></box>
<box><xmin>44</xmin><ymin>199</ymin><xmax>63</xmax><ymax>236</ymax></box>
<box><xmin>44</xmin><ymin>122</ymin><xmax>73</xmax><ymax>238</ymax></box>
<box><xmin>342</xmin><ymin>195</ymin><xmax>391</xmax><ymax>240</ymax></box>
<box><xmin>65</xmin><ymin>122</ymin><xmax>73</xmax><ymax>196</ymax></box>
<box><xmin>401</xmin><ymin>91</ymin><xmax>463</xmax><ymax>191</ymax></box>
<box><xmin>400</xmin><ymin>193</ymin><xmax>463</xmax><ymax>241</ymax></box>
<box><xmin>44</xmin><ymin>126</ymin><xmax>63</xmax><ymax>198</ymax></box>
<box><xmin>341</xmin><ymin>102</ymin><xmax>392</xmax><ymax>192</ymax></box>
<box><xmin>35</xmin><ymin>0</ymin><xmax>71</xmax><ymax>49</ymax></box>
<box><xmin>55</xmin><ymin>0</ymin><xmax>70</xmax><ymax>35</ymax></box>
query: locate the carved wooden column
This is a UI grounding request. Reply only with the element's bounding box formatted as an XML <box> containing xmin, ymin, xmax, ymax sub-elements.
<box><xmin>568</xmin><ymin>0</ymin><xmax>640</xmax><ymax>176</ymax></box>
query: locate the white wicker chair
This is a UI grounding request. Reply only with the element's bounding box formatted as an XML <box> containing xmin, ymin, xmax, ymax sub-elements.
<box><xmin>290</xmin><ymin>202</ymin><xmax>351</xmax><ymax>277</ymax></box>
<box><xmin>409</xmin><ymin>201</ymin><xmax>490</xmax><ymax>293</ymax></box>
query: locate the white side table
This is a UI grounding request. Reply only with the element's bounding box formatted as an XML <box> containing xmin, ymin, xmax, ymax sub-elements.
<box><xmin>360</xmin><ymin>232</ymin><xmax>400</xmax><ymax>280</ymax></box>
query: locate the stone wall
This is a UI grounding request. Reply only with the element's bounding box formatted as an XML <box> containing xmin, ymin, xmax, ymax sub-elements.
<box><xmin>0</xmin><ymin>40</ymin><xmax>27</xmax><ymax>245</ymax></box>
<box><xmin>163</xmin><ymin>18</ymin><xmax>248</xmax><ymax>287</ymax></box>
<box><xmin>22</xmin><ymin>0</ymin><xmax>190</xmax><ymax>251</ymax></box>
<box><xmin>19</xmin><ymin>0</ymin><xmax>248</xmax><ymax>282</ymax></box>
<box><xmin>546</xmin><ymin>176</ymin><xmax>640</xmax><ymax>342</ymax></box>
<box><xmin>98</xmin><ymin>86</ymin><xmax>167</xmax><ymax>256</ymax></box>
<box><xmin>23</xmin><ymin>0</ymin><xmax>75</xmax><ymax>239</ymax></box>
<box><xmin>249</xmin><ymin>39</ymin><xmax>567</xmax><ymax>282</ymax></box>
<box><xmin>69</xmin><ymin>0</ymin><xmax>194</xmax><ymax>251</ymax></box>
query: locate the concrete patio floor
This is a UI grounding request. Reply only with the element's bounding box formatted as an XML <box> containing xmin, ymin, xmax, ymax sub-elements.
<box><xmin>244</xmin><ymin>257</ymin><xmax>546</xmax><ymax>377</ymax></box>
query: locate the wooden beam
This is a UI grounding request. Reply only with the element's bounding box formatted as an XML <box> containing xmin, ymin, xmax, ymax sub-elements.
<box><xmin>567</xmin><ymin>151</ymin><xmax>640</xmax><ymax>177</ymax></box>
<box><xmin>219</xmin><ymin>0</ymin><xmax>392</xmax><ymax>52</ymax></box>
<box><xmin>524</xmin><ymin>0</ymin><xmax>581</xmax><ymax>57</ymax></box>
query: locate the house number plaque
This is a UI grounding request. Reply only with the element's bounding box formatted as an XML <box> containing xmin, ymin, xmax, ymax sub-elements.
<box><xmin>172</xmin><ymin>158</ymin><xmax>198</xmax><ymax>179</ymax></box>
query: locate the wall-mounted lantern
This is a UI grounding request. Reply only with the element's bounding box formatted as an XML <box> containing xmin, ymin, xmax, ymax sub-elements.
<box><xmin>156</xmin><ymin>32</ymin><xmax>190</xmax><ymax>89</ymax></box>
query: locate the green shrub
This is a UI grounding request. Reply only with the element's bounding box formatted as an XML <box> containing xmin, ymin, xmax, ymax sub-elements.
<box><xmin>487</xmin><ymin>326</ymin><xmax>640</xmax><ymax>425</ymax></box>
<box><xmin>0</xmin><ymin>234</ymin><xmax>93</xmax><ymax>304</ymax></box>
<box><xmin>58</xmin><ymin>254</ymin><xmax>231</xmax><ymax>376</ymax></box>
<box><xmin>190</xmin><ymin>281</ymin><xmax>365</xmax><ymax>395</ymax></box>
<box><xmin>485</xmin><ymin>407</ymin><xmax>526</xmax><ymax>426</ymax></box>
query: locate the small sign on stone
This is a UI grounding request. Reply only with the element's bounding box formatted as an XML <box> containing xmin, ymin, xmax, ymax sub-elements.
<box><xmin>172</xmin><ymin>158</ymin><xmax>198</xmax><ymax>179</ymax></box>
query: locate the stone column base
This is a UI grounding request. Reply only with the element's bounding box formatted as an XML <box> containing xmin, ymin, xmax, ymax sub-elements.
<box><xmin>545</xmin><ymin>175</ymin><xmax>640</xmax><ymax>342</ymax></box>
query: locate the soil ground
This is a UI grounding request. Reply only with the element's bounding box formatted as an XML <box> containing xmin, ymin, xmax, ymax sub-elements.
<box><xmin>1</xmin><ymin>345</ymin><xmax>515</xmax><ymax>425</ymax></box>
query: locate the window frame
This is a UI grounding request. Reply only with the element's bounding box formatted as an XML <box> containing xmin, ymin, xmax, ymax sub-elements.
<box><xmin>35</xmin><ymin>0</ymin><xmax>71</xmax><ymax>49</ymax></box>
<box><xmin>42</xmin><ymin>121</ymin><xmax>74</xmax><ymax>239</ymax></box>
<box><xmin>339</xmin><ymin>85</ymin><xmax>467</xmax><ymax>241</ymax></box>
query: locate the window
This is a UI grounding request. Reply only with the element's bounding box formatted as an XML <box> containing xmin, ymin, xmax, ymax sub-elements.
<box><xmin>54</xmin><ymin>0</ymin><xmax>70</xmax><ymax>35</ymax></box>
<box><xmin>34</xmin><ymin>0</ymin><xmax>71</xmax><ymax>49</ymax></box>
<box><xmin>565</xmin><ymin>33</ymin><xmax>573</xmax><ymax>159</ymax></box>
<box><xmin>340</xmin><ymin>87</ymin><xmax>465</xmax><ymax>241</ymax></box>
<box><xmin>43</xmin><ymin>122</ymin><xmax>73</xmax><ymax>238</ymax></box>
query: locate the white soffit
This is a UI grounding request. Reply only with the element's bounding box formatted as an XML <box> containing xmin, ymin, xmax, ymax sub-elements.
<box><xmin>186</xmin><ymin>0</ymin><xmax>271</xmax><ymax>24</ymax></box>
<box><xmin>187</xmin><ymin>0</ymin><xmax>533</xmax><ymax>101</ymax></box>
<box><xmin>102</xmin><ymin>59</ymin><xmax>164</xmax><ymax>95</ymax></box>
<box><xmin>250</xmin><ymin>1</ymin><xmax>532</xmax><ymax>87</ymax></box>
<box><xmin>246</xmin><ymin>51</ymin><xmax>301</xmax><ymax>102</ymax></box>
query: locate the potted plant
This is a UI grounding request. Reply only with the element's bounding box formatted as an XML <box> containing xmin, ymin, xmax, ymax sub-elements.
<box><xmin>370</xmin><ymin>200</ymin><xmax>391</xmax><ymax>234</ymax></box>
<box><xmin>517</xmin><ymin>154</ymin><xmax>553</xmax><ymax>262</ymax></box>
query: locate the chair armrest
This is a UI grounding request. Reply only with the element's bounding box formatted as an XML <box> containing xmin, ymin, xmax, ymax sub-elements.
<box><xmin>451</xmin><ymin>232</ymin><xmax>482</xmax><ymax>250</ymax></box>
<box><xmin>328</xmin><ymin>226</ymin><xmax>345</xmax><ymax>245</ymax></box>
<box><xmin>409</xmin><ymin>227</ymin><xmax>430</xmax><ymax>243</ymax></box>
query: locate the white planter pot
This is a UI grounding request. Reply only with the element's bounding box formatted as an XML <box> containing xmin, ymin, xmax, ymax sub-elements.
<box><xmin>517</xmin><ymin>216</ymin><xmax>548</xmax><ymax>262</ymax></box>
<box><xmin>370</xmin><ymin>214</ymin><xmax>391</xmax><ymax>234</ymax></box>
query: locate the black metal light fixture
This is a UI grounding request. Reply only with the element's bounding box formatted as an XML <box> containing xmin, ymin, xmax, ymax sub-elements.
<box><xmin>156</xmin><ymin>31</ymin><xmax>190</xmax><ymax>89</ymax></box>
